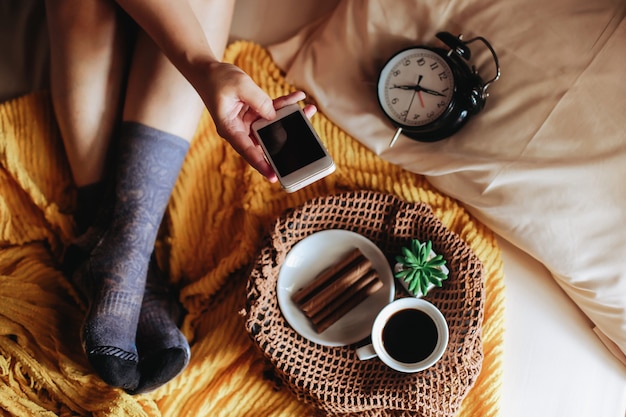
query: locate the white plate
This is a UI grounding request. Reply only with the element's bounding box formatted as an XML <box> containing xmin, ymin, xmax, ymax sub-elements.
<box><xmin>277</xmin><ymin>229</ymin><xmax>395</xmax><ymax>346</ymax></box>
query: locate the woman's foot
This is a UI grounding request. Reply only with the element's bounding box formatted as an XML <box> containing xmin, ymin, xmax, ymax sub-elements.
<box><xmin>128</xmin><ymin>256</ymin><xmax>190</xmax><ymax>395</ymax></box>
<box><xmin>72</xmin><ymin>122</ymin><xmax>189</xmax><ymax>390</ymax></box>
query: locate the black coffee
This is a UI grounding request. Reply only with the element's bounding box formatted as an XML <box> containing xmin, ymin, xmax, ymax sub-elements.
<box><xmin>382</xmin><ymin>308</ymin><xmax>438</xmax><ymax>363</ymax></box>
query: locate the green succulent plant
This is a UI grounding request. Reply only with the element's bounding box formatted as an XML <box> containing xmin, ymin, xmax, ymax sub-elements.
<box><xmin>394</xmin><ymin>239</ymin><xmax>448</xmax><ymax>296</ymax></box>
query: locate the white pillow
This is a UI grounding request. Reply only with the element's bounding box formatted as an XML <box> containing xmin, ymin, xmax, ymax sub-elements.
<box><xmin>268</xmin><ymin>0</ymin><xmax>626</xmax><ymax>363</ymax></box>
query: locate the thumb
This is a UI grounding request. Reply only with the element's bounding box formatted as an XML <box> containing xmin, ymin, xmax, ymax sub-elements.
<box><xmin>241</xmin><ymin>80</ymin><xmax>276</xmax><ymax>120</ymax></box>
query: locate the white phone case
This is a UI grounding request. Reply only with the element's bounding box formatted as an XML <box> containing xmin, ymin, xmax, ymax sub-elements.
<box><xmin>252</xmin><ymin>104</ymin><xmax>335</xmax><ymax>193</ymax></box>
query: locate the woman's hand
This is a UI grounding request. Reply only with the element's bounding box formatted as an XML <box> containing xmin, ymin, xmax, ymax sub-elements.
<box><xmin>200</xmin><ymin>62</ymin><xmax>316</xmax><ymax>182</ymax></box>
<box><xmin>112</xmin><ymin>1</ymin><xmax>317</xmax><ymax>181</ymax></box>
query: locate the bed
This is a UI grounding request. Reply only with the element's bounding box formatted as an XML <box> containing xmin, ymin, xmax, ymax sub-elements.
<box><xmin>1</xmin><ymin>0</ymin><xmax>625</xmax><ymax>416</ymax></box>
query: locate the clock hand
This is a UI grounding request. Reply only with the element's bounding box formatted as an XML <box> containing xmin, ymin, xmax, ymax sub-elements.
<box><xmin>418</xmin><ymin>91</ymin><xmax>425</xmax><ymax>108</ymax></box>
<box><xmin>393</xmin><ymin>75</ymin><xmax>424</xmax><ymax>120</ymax></box>
<box><xmin>392</xmin><ymin>74</ymin><xmax>424</xmax><ymax>92</ymax></box>
<box><xmin>390</xmin><ymin>84</ymin><xmax>416</xmax><ymax>90</ymax></box>
<box><xmin>404</xmin><ymin>92</ymin><xmax>417</xmax><ymax>122</ymax></box>
<box><xmin>391</xmin><ymin>84</ymin><xmax>445</xmax><ymax>97</ymax></box>
<box><xmin>419</xmin><ymin>86</ymin><xmax>446</xmax><ymax>97</ymax></box>
<box><xmin>416</xmin><ymin>75</ymin><xmax>425</xmax><ymax>107</ymax></box>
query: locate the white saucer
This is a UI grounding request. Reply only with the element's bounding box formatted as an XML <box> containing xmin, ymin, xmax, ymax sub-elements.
<box><xmin>277</xmin><ymin>229</ymin><xmax>395</xmax><ymax>346</ymax></box>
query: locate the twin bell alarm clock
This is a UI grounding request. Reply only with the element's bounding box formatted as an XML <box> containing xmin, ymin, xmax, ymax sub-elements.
<box><xmin>377</xmin><ymin>31</ymin><xmax>501</xmax><ymax>145</ymax></box>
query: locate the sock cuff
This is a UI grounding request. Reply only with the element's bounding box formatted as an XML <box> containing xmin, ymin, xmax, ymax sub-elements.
<box><xmin>120</xmin><ymin>121</ymin><xmax>191</xmax><ymax>154</ymax></box>
<box><xmin>116</xmin><ymin>121</ymin><xmax>190</xmax><ymax>187</ymax></box>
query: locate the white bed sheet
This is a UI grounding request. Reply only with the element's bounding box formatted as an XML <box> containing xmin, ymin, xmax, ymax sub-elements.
<box><xmin>1</xmin><ymin>1</ymin><xmax>624</xmax><ymax>415</ymax></box>
<box><xmin>498</xmin><ymin>237</ymin><xmax>626</xmax><ymax>417</ymax></box>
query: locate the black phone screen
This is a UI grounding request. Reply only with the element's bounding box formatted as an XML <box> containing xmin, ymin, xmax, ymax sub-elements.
<box><xmin>257</xmin><ymin>111</ymin><xmax>326</xmax><ymax>176</ymax></box>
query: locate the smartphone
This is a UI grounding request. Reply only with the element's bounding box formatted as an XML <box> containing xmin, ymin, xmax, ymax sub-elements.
<box><xmin>251</xmin><ymin>103</ymin><xmax>335</xmax><ymax>193</ymax></box>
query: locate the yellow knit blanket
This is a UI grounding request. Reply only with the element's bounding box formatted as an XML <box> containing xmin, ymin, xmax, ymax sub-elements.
<box><xmin>0</xmin><ymin>41</ymin><xmax>504</xmax><ymax>417</ymax></box>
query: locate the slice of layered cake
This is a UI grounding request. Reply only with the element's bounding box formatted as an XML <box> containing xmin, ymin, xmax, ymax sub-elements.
<box><xmin>292</xmin><ymin>248</ymin><xmax>384</xmax><ymax>333</ymax></box>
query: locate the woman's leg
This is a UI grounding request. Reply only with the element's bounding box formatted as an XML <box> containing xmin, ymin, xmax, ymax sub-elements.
<box><xmin>46</xmin><ymin>0</ymin><xmax>138</xmax><ymax>389</ymax></box>
<box><xmin>80</xmin><ymin>0</ymin><xmax>236</xmax><ymax>392</ymax></box>
<box><xmin>120</xmin><ymin>0</ymin><xmax>234</xmax><ymax>137</ymax></box>
<box><xmin>45</xmin><ymin>0</ymin><xmax>130</xmax><ymax>231</ymax></box>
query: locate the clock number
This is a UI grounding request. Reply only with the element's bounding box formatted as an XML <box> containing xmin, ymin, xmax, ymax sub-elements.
<box><xmin>430</xmin><ymin>62</ymin><xmax>439</xmax><ymax>71</ymax></box>
<box><xmin>427</xmin><ymin>111</ymin><xmax>435</xmax><ymax>119</ymax></box>
<box><xmin>392</xmin><ymin>69</ymin><xmax>401</xmax><ymax>77</ymax></box>
<box><xmin>400</xmin><ymin>110</ymin><xmax>409</xmax><ymax>119</ymax></box>
<box><xmin>416</xmin><ymin>57</ymin><xmax>426</xmax><ymax>66</ymax></box>
<box><xmin>438</xmin><ymin>72</ymin><xmax>448</xmax><ymax>81</ymax></box>
<box><xmin>391</xmin><ymin>97</ymin><xmax>399</xmax><ymax>105</ymax></box>
<box><xmin>437</xmin><ymin>100</ymin><xmax>447</xmax><ymax>108</ymax></box>
<box><xmin>403</xmin><ymin>58</ymin><xmax>411</xmax><ymax>66</ymax></box>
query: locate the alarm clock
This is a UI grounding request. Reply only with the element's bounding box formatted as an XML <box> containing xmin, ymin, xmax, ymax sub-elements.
<box><xmin>377</xmin><ymin>32</ymin><xmax>500</xmax><ymax>145</ymax></box>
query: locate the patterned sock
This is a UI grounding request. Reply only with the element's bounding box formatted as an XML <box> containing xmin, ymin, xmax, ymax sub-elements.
<box><xmin>77</xmin><ymin>122</ymin><xmax>188</xmax><ymax>390</ymax></box>
<box><xmin>127</xmin><ymin>255</ymin><xmax>190</xmax><ymax>395</ymax></box>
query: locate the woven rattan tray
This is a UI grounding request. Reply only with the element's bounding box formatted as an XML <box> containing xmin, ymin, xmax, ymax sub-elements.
<box><xmin>244</xmin><ymin>190</ymin><xmax>484</xmax><ymax>416</ymax></box>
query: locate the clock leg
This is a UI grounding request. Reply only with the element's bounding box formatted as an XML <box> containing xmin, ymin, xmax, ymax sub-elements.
<box><xmin>389</xmin><ymin>127</ymin><xmax>403</xmax><ymax>147</ymax></box>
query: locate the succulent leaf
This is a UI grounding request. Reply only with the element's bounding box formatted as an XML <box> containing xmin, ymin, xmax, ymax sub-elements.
<box><xmin>411</xmin><ymin>239</ymin><xmax>421</xmax><ymax>257</ymax></box>
<box><xmin>394</xmin><ymin>269</ymin><xmax>410</xmax><ymax>279</ymax></box>
<box><xmin>429</xmin><ymin>255</ymin><xmax>446</xmax><ymax>265</ymax></box>
<box><xmin>420</xmin><ymin>278</ymin><xmax>429</xmax><ymax>297</ymax></box>
<box><xmin>403</xmin><ymin>247</ymin><xmax>420</xmax><ymax>265</ymax></box>
<box><xmin>424</xmin><ymin>240</ymin><xmax>433</xmax><ymax>260</ymax></box>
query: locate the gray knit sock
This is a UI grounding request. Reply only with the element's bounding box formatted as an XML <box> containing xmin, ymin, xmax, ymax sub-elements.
<box><xmin>127</xmin><ymin>256</ymin><xmax>190</xmax><ymax>395</ymax></box>
<box><xmin>78</xmin><ymin>122</ymin><xmax>188</xmax><ymax>390</ymax></box>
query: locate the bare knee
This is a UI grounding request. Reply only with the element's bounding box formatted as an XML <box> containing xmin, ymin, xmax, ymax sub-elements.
<box><xmin>45</xmin><ymin>0</ymin><xmax>121</xmax><ymax>41</ymax></box>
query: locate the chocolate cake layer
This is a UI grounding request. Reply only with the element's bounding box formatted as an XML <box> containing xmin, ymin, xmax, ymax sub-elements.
<box><xmin>310</xmin><ymin>269</ymin><xmax>380</xmax><ymax>325</ymax></box>
<box><xmin>312</xmin><ymin>276</ymin><xmax>384</xmax><ymax>333</ymax></box>
<box><xmin>299</xmin><ymin>255</ymin><xmax>372</xmax><ymax>315</ymax></box>
<box><xmin>292</xmin><ymin>247</ymin><xmax>364</xmax><ymax>305</ymax></box>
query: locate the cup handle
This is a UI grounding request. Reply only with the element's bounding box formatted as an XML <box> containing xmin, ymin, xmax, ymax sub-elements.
<box><xmin>356</xmin><ymin>343</ymin><xmax>377</xmax><ymax>360</ymax></box>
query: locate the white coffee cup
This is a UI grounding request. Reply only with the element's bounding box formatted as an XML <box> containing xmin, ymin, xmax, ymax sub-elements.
<box><xmin>356</xmin><ymin>297</ymin><xmax>448</xmax><ymax>373</ymax></box>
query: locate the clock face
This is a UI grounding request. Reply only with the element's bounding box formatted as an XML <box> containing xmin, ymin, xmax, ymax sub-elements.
<box><xmin>378</xmin><ymin>48</ymin><xmax>455</xmax><ymax>128</ymax></box>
